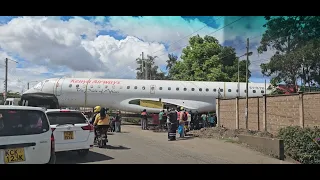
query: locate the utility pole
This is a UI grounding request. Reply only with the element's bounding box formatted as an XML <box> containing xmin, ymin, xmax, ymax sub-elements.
<box><xmin>3</xmin><ymin>58</ymin><xmax>18</xmax><ymax>102</ymax></box>
<box><xmin>4</xmin><ymin>58</ymin><xmax>8</xmax><ymax>101</ymax></box>
<box><xmin>245</xmin><ymin>38</ymin><xmax>249</xmax><ymax>129</ymax></box>
<box><xmin>142</xmin><ymin>52</ymin><xmax>148</xmax><ymax>80</ymax></box>
<box><xmin>144</xmin><ymin>53</ymin><xmax>148</xmax><ymax>80</ymax></box>
<box><xmin>237</xmin><ymin>58</ymin><xmax>240</xmax><ymax>97</ymax></box>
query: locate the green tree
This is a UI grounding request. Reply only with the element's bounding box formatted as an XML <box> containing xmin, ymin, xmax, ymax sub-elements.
<box><xmin>166</xmin><ymin>53</ymin><xmax>178</xmax><ymax>80</ymax></box>
<box><xmin>136</xmin><ymin>55</ymin><xmax>166</xmax><ymax>80</ymax></box>
<box><xmin>169</xmin><ymin>35</ymin><xmax>250</xmax><ymax>82</ymax></box>
<box><xmin>258</xmin><ymin>16</ymin><xmax>320</xmax><ymax>92</ymax></box>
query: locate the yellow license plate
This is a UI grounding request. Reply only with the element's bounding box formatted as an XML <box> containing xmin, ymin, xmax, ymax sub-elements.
<box><xmin>64</xmin><ymin>131</ymin><xmax>74</xmax><ymax>140</ymax></box>
<box><xmin>4</xmin><ymin>148</ymin><xmax>26</xmax><ymax>164</ymax></box>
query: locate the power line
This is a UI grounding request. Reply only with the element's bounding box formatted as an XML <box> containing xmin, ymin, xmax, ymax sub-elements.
<box><xmin>152</xmin><ymin>16</ymin><xmax>224</xmax><ymax>55</ymax></box>
<box><xmin>155</xmin><ymin>16</ymin><xmax>245</xmax><ymax>58</ymax></box>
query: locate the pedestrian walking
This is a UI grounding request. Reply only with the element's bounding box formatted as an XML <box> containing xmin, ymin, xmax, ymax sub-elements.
<box><xmin>167</xmin><ymin>108</ymin><xmax>178</xmax><ymax>141</ymax></box>
<box><xmin>114</xmin><ymin>110</ymin><xmax>121</xmax><ymax>132</ymax></box>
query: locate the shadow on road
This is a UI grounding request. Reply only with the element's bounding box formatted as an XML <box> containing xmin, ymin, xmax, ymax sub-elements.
<box><xmin>178</xmin><ymin>136</ymin><xmax>195</xmax><ymax>140</ymax></box>
<box><xmin>56</xmin><ymin>151</ymin><xmax>114</xmax><ymax>164</ymax></box>
<box><xmin>104</xmin><ymin>145</ymin><xmax>131</xmax><ymax>150</ymax></box>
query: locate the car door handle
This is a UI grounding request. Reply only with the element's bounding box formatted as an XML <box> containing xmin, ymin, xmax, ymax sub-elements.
<box><xmin>0</xmin><ymin>142</ymin><xmax>36</xmax><ymax>149</ymax></box>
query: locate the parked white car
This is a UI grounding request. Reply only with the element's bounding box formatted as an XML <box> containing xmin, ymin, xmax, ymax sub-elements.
<box><xmin>0</xmin><ymin>106</ymin><xmax>56</xmax><ymax>164</ymax></box>
<box><xmin>46</xmin><ymin>109</ymin><xmax>94</xmax><ymax>156</ymax></box>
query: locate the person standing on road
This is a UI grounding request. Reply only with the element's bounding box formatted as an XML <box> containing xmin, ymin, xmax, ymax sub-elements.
<box><xmin>167</xmin><ymin>108</ymin><xmax>178</xmax><ymax>141</ymax></box>
<box><xmin>178</xmin><ymin>108</ymin><xmax>187</xmax><ymax>138</ymax></box>
<box><xmin>158</xmin><ymin>110</ymin><xmax>165</xmax><ymax>130</ymax></box>
<box><xmin>193</xmin><ymin>111</ymin><xmax>200</xmax><ymax>130</ymax></box>
<box><xmin>201</xmin><ymin>113</ymin><xmax>207</xmax><ymax>128</ymax></box>
<box><xmin>187</xmin><ymin>110</ymin><xmax>192</xmax><ymax>132</ymax></box>
<box><xmin>114</xmin><ymin>110</ymin><xmax>122</xmax><ymax>132</ymax></box>
<box><xmin>141</xmin><ymin>109</ymin><xmax>148</xmax><ymax>130</ymax></box>
<box><xmin>213</xmin><ymin>113</ymin><xmax>218</xmax><ymax>127</ymax></box>
<box><xmin>209</xmin><ymin>114</ymin><xmax>215</xmax><ymax>127</ymax></box>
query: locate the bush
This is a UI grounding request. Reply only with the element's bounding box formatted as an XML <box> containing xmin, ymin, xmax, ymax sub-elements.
<box><xmin>277</xmin><ymin>126</ymin><xmax>320</xmax><ymax>164</ymax></box>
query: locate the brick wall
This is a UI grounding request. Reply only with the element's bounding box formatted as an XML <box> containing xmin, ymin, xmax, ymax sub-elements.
<box><xmin>217</xmin><ymin>92</ymin><xmax>320</xmax><ymax>135</ymax></box>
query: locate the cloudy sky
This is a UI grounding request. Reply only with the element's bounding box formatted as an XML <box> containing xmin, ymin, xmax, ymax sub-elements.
<box><xmin>0</xmin><ymin>16</ymin><xmax>275</xmax><ymax>93</ymax></box>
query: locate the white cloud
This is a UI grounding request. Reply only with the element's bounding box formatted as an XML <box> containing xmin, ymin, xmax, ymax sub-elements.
<box><xmin>0</xmin><ymin>16</ymin><xmax>168</xmax><ymax>92</ymax></box>
<box><xmin>0</xmin><ymin>16</ymin><xmax>274</xmax><ymax>92</ymax></box>
<box><xmin>107</xmin><ymin>16</ymin><xmax>226</xmax><ymax>56</ymax></box>
<box><xmin>81</xmin><ymin>35</ymin><xmax>166</xmax><ymax>78</ymax></box>
<box><xmin>0</xmin><ymin>16</ymin><xmax>104</xmax><ymax>71</ymax></box>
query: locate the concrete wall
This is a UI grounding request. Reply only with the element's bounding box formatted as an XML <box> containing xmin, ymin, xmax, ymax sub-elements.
<box><xmin>217</xmin><ymin>92</ymin><xmax>320</xmax><ymax>135</ymax></box>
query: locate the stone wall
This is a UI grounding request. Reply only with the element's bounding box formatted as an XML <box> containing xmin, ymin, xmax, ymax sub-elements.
<box><xmin>217</xmin><ymin>92</ymin><xmax>320</xmax><ymax>135</ymax></box>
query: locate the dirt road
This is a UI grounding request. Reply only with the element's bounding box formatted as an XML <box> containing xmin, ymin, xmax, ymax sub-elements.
<box><xmin>56</xmin><ymin>125</ymin><xmax>291</xmax><ymax>164</ymax></box>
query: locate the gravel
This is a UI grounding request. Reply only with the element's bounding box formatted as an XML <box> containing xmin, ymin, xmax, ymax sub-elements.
<box><xmin>189</xmin><ymin>127</ymin><xmax>274</xmax><ymax>139</ymax></box>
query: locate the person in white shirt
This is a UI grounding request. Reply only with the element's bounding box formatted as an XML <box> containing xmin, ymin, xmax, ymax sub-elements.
<box><xmin>187</xmin><ymin>110</ymin><xmax>192</xmax><ymax>131</ymax></box>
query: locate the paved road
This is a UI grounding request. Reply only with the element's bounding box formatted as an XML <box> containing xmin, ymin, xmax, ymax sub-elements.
<box><xmin>56</xmin><ymin>125</ymin><xmax>291</xmax><ymax>164</ymax></box>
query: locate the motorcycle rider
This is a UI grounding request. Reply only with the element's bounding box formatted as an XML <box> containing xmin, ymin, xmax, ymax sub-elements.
<box><xmin>93</xmin><ymin>107</ymin><xmax>110</xmax><ymax>143</ymax></box>
<box><xmin>90</xmin><ymin>106</ymin><xmax>101</xmax><ymax>125</ymax></box>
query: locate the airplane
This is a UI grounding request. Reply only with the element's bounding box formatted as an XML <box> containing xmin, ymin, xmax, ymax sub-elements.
<box><xmin>21</xmin><ymin>78</ymin><xmax>273</xmax><ymax>113</ymax></box>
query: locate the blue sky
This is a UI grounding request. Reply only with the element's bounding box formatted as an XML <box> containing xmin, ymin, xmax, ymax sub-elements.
<box><xmin>0</xmin><ymin>16</ymin><xmax>273</xmax><ymax>92</ymax></box>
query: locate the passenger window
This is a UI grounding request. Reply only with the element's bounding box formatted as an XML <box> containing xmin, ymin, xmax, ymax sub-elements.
<box><xmin>206</xmin><ymin>88</ymin><xmax>209</xmax><ymax>92</ymax></box>
<box><xmin>236</xmin><ymin>89</ymin><xmax>238</xmax><ymax>93</ymax></box>
<box><xmin>120</xmin><ymin>86</ymin><xmax>123</xmax><ymax>89</ymax></box>
<box><xmin>213</xmin><ymin>89</ymin><xmax>216</xmax><ymax>92</ymax></box>
<box><xmin>220</xmin><ymin>89</ymin><xmax>223</xmax><ymax>92</ymax></box>
<box><xmin>199</xmin><ymin>88</ymin><xmax>202</xmax><ymax>92</ymax></box>
<box><xmin>69</xmin><ymin>84</ymin><xmax>72</xmax><ymax>88</ymax></box>
<box><xmin>253</xmin><ymin>90</ymin><xmax>256</xmax><ymax>93</ymax></box>
<box><xmin>191</xmin><ymin>88</ymin><xmax>195</xmax><ymax>91</ymax></box>
<box><xmin>168</xmin><ymin>87</ymin><xmax>171</xmax><ymax>90</ymax></box>
<box><xmin>261</xmin><ymin>90</ymin><xmax>265</xmax><ymax>94</ymax></box>
<box><xmin>176</xmin><ymin>87</ymin><xmax>179</xmax><ymax>91</ymax></box>
<box><xmin>228</xmin><ymin>89</ymin><xmax>231</xmax><ymax>92</ymax></box>
<box><xmin>134</xmin><ymin>86</ymin><xmax>137</xmax><ymax>89</ymax></box>
<box><xmin>142</xmin><ymin>86</ymin><xmax>146</xmax><ymax>90</ymax></box>
<box><xmin>105</xmin><ymin>85</ymin><xmax>108</xmax><ymax>88</ymax></box>
<box><xmin>184</xmin><ymin>88</ymin><xmax>187</xmax><ymax>91</ymax></box>
<box><xmin>127</xmin><ymin>86</ymin><xmax>130</xmax><ymax>89</ymax></box>
<box><xmin>159</xmin><ymin>87</ymin><xmax>162</xmax><ymax>90</ymax></box>
<box><xmin>90</xmin><ymin>85</ymin><xmax>93</xmax><ymax>88</ymax></box>
<box><xmin>244</xmin><ymin>90</ymin><xmax>246</xmax><ymax>93</ymax></box>
<box><xmin>76</xmin><ymin>84</ymin><xmax>79</xmax><ymax>88</ymax></box>
<box><xmin>97</xmin><ymin>85</ymin><xmax>100</xmax><ymax>88</ymax></box>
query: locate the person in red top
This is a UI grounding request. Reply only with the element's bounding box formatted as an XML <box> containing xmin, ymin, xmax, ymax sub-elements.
<box><xmin>141</xmin><ymin>109</ymin><xmax>148</xmax><ymax>130</ymax></box>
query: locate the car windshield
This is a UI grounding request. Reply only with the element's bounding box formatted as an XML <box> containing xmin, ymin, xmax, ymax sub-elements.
<box><xmin>46</xmin><ymin>112</ymin><xmax>87</xmax><ymax>125</ymax></box>
<box><xmin>0</xmin><ymin>109</ymin><xmax>49</xmax><ymax>137</ymax></box>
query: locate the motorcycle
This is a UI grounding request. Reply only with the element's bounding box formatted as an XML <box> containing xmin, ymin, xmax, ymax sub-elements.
<box><xmin>95</xmin><ymin>126</ymin><xmax>108</xmax><ymax>148</ymax></box>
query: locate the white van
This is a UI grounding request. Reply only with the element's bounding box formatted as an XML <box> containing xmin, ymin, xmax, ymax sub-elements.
<box><xmin>0</xmin><ymin>106</ymin><xmax>56</xmax><ymax>164</ymax></box>
<box><xmin>4</xmin><ymin>98</ymin><xmax>20</xmax><ymax>106</ymax></box>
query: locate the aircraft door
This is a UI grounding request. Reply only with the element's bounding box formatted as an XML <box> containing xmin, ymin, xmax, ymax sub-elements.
<box><xmin>55</xmin><ymin>78</ymin><xmax>65</xmax><ymax>96</ymax></box>
<box><xmin>150</xmin><ymin>85</ymin><xmax>156</xmax><ymax>94</ymax></box>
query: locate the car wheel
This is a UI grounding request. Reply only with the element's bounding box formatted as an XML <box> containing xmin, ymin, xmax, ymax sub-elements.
<box><xmin>77</xmin><ymin>149</ymin><xmax>89</xmax><ymax>157</ymax></box>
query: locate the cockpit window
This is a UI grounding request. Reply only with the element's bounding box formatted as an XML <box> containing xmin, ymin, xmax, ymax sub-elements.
<box><xmin>33</xmin><ymin>82</ymin><xmax>43</xmax><ymax>90</ymax></box>
<box><xmin>267</xmin><ymin>85</ymin><xmax>273</xmax><ymax>90</ymax></box>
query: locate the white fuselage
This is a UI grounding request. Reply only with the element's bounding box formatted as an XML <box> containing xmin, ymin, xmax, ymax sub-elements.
<box><xmin>23</xmin><ymin>78</ymin><xmax>271</xmax><ymax>113</ymax></box>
